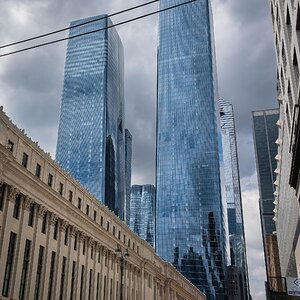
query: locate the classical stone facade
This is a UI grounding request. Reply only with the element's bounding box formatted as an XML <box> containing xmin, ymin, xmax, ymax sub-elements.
<box><xmin>0</xmin><ymin>107</ymin><xmax>205</xmax><ymax>300</ymax></box>
<box><xmin>269</xmin><ymin>0</ymin><xmax>300</xmax><ymax>278</ymax></box>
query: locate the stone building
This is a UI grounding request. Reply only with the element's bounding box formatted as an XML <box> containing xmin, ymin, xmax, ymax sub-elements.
<box><xmin>0</xmin><ymin>106</ymin><xmax>205</xmax><ymax>300</ymax></box>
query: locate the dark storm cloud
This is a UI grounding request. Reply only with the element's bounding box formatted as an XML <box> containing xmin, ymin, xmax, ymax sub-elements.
<box><xmin>0</xmin><ymin>1</ymin><xmax>276</xmax><ymax>298</ymax></box>
<box><xmin>213</xmin><ymin>0</ymin><xmax>277</xmax><ymax>179</ymax></box>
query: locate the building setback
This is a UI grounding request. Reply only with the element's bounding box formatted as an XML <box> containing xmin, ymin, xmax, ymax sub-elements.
<box><xmin>130</xmin><ymin>185</ymin><xmax>156</xmax><ymax>247</ymax></box>
<box><xmin>220</xmin><ymin>99</ymin><xmax>250</xmax><ymax>300</ymax></box>
<box><xmin>0</xmin><ymin>107</ymin><xmax>206</xmax><ymax>300</ymax></box>
<box><xmin>156</xmin><ymin>0</ymin><xmax>227</xmax><ymax>298</ymax></box>
<box><xmin>269</xmin><ymin>0</ymin><xmax>300</xmax><ymax>279</ymax></box>
<box><xmin>56</xmin><ymin>15</ymin><xmax>125</xmax><ymax>220</ymax></box>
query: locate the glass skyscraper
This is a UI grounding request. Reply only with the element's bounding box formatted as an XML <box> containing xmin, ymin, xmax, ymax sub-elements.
<box><xmin>56</xmin><ymin>15</ymin><xmax>125</xmax><ymax>219</ymax></box>
<box><xmin>130</xmin><ymin>185</ymin><xmax>156</xmax><ymax>247</ymax></box>
<box><xmin>220</xmin><ymin>99</ymin><xmax>250</xmax><ymax>299</ymax></box>
<box><xmin>252</xmin><ymin>109</ymin><xmax>282</xmax><ymax>286</ymax></box>
<box><xmin>252</xmin><ymin>109</ymin><xmax>279</xmax><ymax>235</ymax></box>
<box><xmin>124</xmin><ymin>129</ymin><xmax>132</xmax><ymax>225</ymax></box>
<box><xmin>156</xmin><ymin>1</ymin><xmax>227</xmax><ymax>298</ymax></box>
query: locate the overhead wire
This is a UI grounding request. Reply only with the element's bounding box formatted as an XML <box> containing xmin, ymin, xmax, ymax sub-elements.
<box><xmin>0</xmin><ymin>0</ymin><xmax>197</xmax><ymax>58</ymax></box>
<box><xmin>0</xmin><ymin>0</ymin><xmax>159</xmax><ymax>49</ymax></box>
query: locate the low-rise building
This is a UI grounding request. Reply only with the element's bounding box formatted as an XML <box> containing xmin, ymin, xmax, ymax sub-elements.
<box><xmin>0</xmin><ymin>106</ymin><xmax>205</xmax><ymax>300</ymax></box>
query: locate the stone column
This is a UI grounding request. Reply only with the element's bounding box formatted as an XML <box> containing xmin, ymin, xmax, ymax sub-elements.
<box><xmin>0</xmin><ymin>186</ymin><xmax>19</xmax><ymax>296</ymax></box>
<box><xmin>11</xmin><ymin>195</ymin><xmax>34</xmax><ymax>299</ymax></box>
<box><xmin>54</xmin><ymin>219</ymin><xmax>68</xmax><ymax>300</ymax></box>
<box><xmin>27</xmin><ymin>204</ymin><xmax>47</xmax><ymax>300</ymax></box>
<box><xmin>41</xmin><ymin>212</ymin><xmax>58</xmax><ymax>299</ymax></box>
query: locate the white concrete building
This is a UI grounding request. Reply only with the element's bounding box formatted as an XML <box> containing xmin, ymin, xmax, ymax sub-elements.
<box><xmin>270</xmin><ymin>0</ymin><xmax>300</xmax><ymax>277</ymax></box>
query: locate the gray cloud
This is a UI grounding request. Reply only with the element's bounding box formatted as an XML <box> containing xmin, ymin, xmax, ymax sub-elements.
<box><xmin>0</xmin><ymin>0</ymin><xmax>276</xmax><ymax>298</ymax></box>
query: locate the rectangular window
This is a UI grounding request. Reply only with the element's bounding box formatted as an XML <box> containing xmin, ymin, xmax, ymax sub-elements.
<box><xmin>91</xmin><ymin>246</ymin><xmax>94</xmax><ymax>260</ymax></box>
<box><xmin>110</xmin><ymin>278</ymin><xmax>113</xmax><ymax>298</ymax></box>
<box><xmin>41</xmin><ymin>212</ymin><xmax>47</xmax><ymax>234</ymax></box>
<box><xmin>70</xmin><ymin>261</ymin><xmax>76</xmax><ymax>300</ymax></box>
<box><xmin>78</xmin><ymin>198</ymin><xmax>82</xmax><ymax>209</ymax></box>
<box><xmin>59</xmin><ymin>256</ymin><xmax>66</xmax><ymax>300</ymax></box>
<box><xmin>48</xmin><ymin>173</ymin><xmax>53</xmax><ymax>187</ymax></box>
<box><xmin>98</xmin><ymin>249</ymin><xmax>101</xmax><ymax>263</ymax></box>
<box><xmin>53</xmin><ymin>220</ymin><xmax>58</xmax><ymax>240</ymax></box>
<box><xmin>93</xmin><ymin>210</ymin><xmax>97</xmax><ymax>221</ymax></box>
<box><xmin>19</xmin><ymin>239</ymin><xmax>31</xmax><ymax>300</ymax></box>
<box><xmin>59</xmin><ymin>183</ymin><xmax>64</xmax><ymax>196</ymax></box>
<box><xmin>128</xmin><ymin>239</ymin><xmax>131</xmax><ymax>248</ymax></box>
<box><xmin>118</xmin><ymin>231</ymin><xmax>121</xmax><ymax>240</ymax></box>
<box><xmin>13</xmin><ymin>194</ymin><xmax>21</xmax><ymax>219</ymax></box>
<box><xmin>68</xmin><ymin>191</ymin><xmax>73</xmax><ymax>202</ymax></box>
<box><xmin>113</xmin><ymin>226</ymin><xmax>115</xmax><ymax>236</ymax></box>
<box><xmin>34</xmin><ymin>246</ymin><xmax>44</xmax><ymax>300</ymax></box>
<box><xmin>88</xmin><ymin>269</ymin><xmax>93</xmax><ymax>300</ymax></box>
<box><xmin>83</xmin><ymin>240</ymin><xmax>86</xmax><ymax>255</ymax></box>
<box><xmin>103</xmin><ymin>276</ymin><xmax>107</xmax><ymax>300</ymax></box>
<box><xmin>28</xmin><ymin>204</ymin><xmax>35</xmax><ymax>227</ymax></box>
<box><xmin>22</xmin><ymin>152</ymin><xmax>28</xmax><ymax>168</ymax></box>
<box><xmin>8</xmin><ymin>140</ymin><xmax>14</xmax><ymax>152</ymax></box>
<box><xmin>64</xmin><ymin>226</ymin><xmax>68</xmax><ymax>246</ymax></box>
<box><xmin>107</xmin><ymin>221</ymin><xmax>110</xmax><ymax>232</ymax></box>
<box><xmin>96</xmin><ymin>272</ymin><xmax>100</xmax><ymax>300</ymax></box>
<box><xmin>0</xmin><ymin>184</ymin><xmax>6</xmax><ymax>211</ymax></box>
<box><xmin>35</xmin><ymin>164</ymin><xmax>41</xmax><ymax>178</ymax></box>
<box><xmin>80</xmin><ymin>266</ymin><xmax>85</xmax><ymax>300</ymax></box>
<box><xmin>100</xmin><ymin>216</ymin><xmax>103</xmax><ymax>226</ymax></box>
<box><xmin>74</xmin><ymin>234</ymin><xmax>77</xmax><ymax>251</ymax></box>
<box><xmin>2</xmin><ymin>232</ymin><xmax>17</xmax><ymax>297</ymax></box>
<box><xmin>47</xmin><ymin>251</ymin><xmax>56</xmax><ymax>300</ymax></box>
<box><xmin>86</xmin><ymin>204</ymin><xmax>89</xmax><ymax>216</ymax></box>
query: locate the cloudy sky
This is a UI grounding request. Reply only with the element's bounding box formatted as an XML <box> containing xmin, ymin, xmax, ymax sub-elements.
<box><xmin>0</xmin><ymin>0</ymin><xmax>277</xmax><ymax>298</ymax></box>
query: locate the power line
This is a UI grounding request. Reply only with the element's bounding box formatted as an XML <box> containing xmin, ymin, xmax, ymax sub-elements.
<box><xmin>0</xmin><ymin>0</ymin><xmax>159</xmax><ymax>49</ymax></box>
<box><xmin>0</xmin><ymin>0</ymin><xmax>197</xmax><ymax>58</ymax></box>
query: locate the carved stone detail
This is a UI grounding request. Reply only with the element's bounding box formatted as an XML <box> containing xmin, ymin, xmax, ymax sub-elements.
<box><xmin>79</xmin><ymin>232</ymin><xmax>86</xmax><ymax>242</ymax></box>
<box><xmin>49</xmin><ymin>213</ymin><xmax>59</xmax><ymax>225</ymax></box>
<box><xmin>60</xmin><ymin>219</ymin><xmax>68</xmax><ymax>232</ymax></box>
<box><xmin>23</xmin><ymin>196</ymin><xmax>34</xmax><ymax>211</ymax></box>
<box><xmin>37</xmin><ymin>204</ymin><xmax>47</xmax><ymax>218</ymax></box>
<box><xmin>70</xmin><ymin>226</ymin><xmax>78</xmax><ymax>238</ymax></box>
<box><xmin>7</xmin><ymin>186</ymin><xmax>19</xmax><ymax>203</ymax></box>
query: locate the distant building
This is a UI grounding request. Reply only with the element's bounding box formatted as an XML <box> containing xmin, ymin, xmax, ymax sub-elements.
<box><xmin>252</xmin><ymin>109</ymin><xmax>282</xmax><ymax>296</ymax></box>
<box><xmin>0</xmin><ymin>107</ymin><xmax>206</xmax><ymax>300</ymax></box>
<box><xmin>220</xmin><ymin>99</ymin><xmax>250</xmax><ymax>300</ymax></box>
<box><xmin>155</xmin><ymin>0</ymin><xmax>227</xmax><ymax>297</ymax></box>
<box><xmin>56</xmin><ymin>15</ymin><xmax>125</xmax><ymax>220</ymax></box>
<box><xmin>124</xmin><ymin>129</ymin><xmax>132</xmax><ymax>225</ymax></box>
<box><xmin>269</xmin><ymin>0</ymin><xmax>300</xmax><ymax>279</ymax></box>
<box><xmin>130</xmin><ymin>185</ymin><xmax>155</xmax><ymax>247</ymax></box>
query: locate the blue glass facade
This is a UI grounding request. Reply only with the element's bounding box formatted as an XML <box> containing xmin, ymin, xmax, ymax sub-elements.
<box><xmin>124</xmin><ymin>129</ymin><xmax>132</xmax><ymax>225</ymax></box>
<box><xmin>252</xmin><ymin>109</ymin><xmax>279</xmax><ymax>235</ymax></box>
<box><xmin>56</xmin><ymin>15</ymin><xmax>125</xmax><ymax>219</ymax></box>
<box><xmin>156</xmin><ymin>1</ymin><xmax>227</xmax><ymax>298</ymax></box>
<box><xmin>220</xmin><ymin>99</ymin><xmax>250</xmax><ymax>300</ymax></box>
<box><xmin>130</xmin><ymin>185</ymin><xmax>156</xmax><ymax>247</ymax></box>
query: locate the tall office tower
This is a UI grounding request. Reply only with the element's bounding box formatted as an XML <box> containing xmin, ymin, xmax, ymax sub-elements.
<box><xmin>124</xmin><ymin>129</ymin><xmax>132</xmax><ymax>225</ymax></box>
<box><xmin>56</xmin><ymin>15</ymin><xmax>125</xmax><ymax>219</ymax></box>
<box><xmin>252</xmin><ymin>109</ymin><xmax>282</xmax><ymax>296</ymax></box>
<box><xmin>156</xmin><ymin>1</ymin><xmax>227</xmax><ymax>298</ymax></box>
<box><xmin>129</xmin><ymin>185</ymin><xmax>156</xmax><ymax>247</ymax></box>
<box><xmin>269</xmin><ymin>0</ymin><xmax>300</xmax><ymax>279</ymax></box>
<box><xmin>220</xmin><ymin>99</ymin><xmax>250</xmax><ymax>300</ymax></box>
